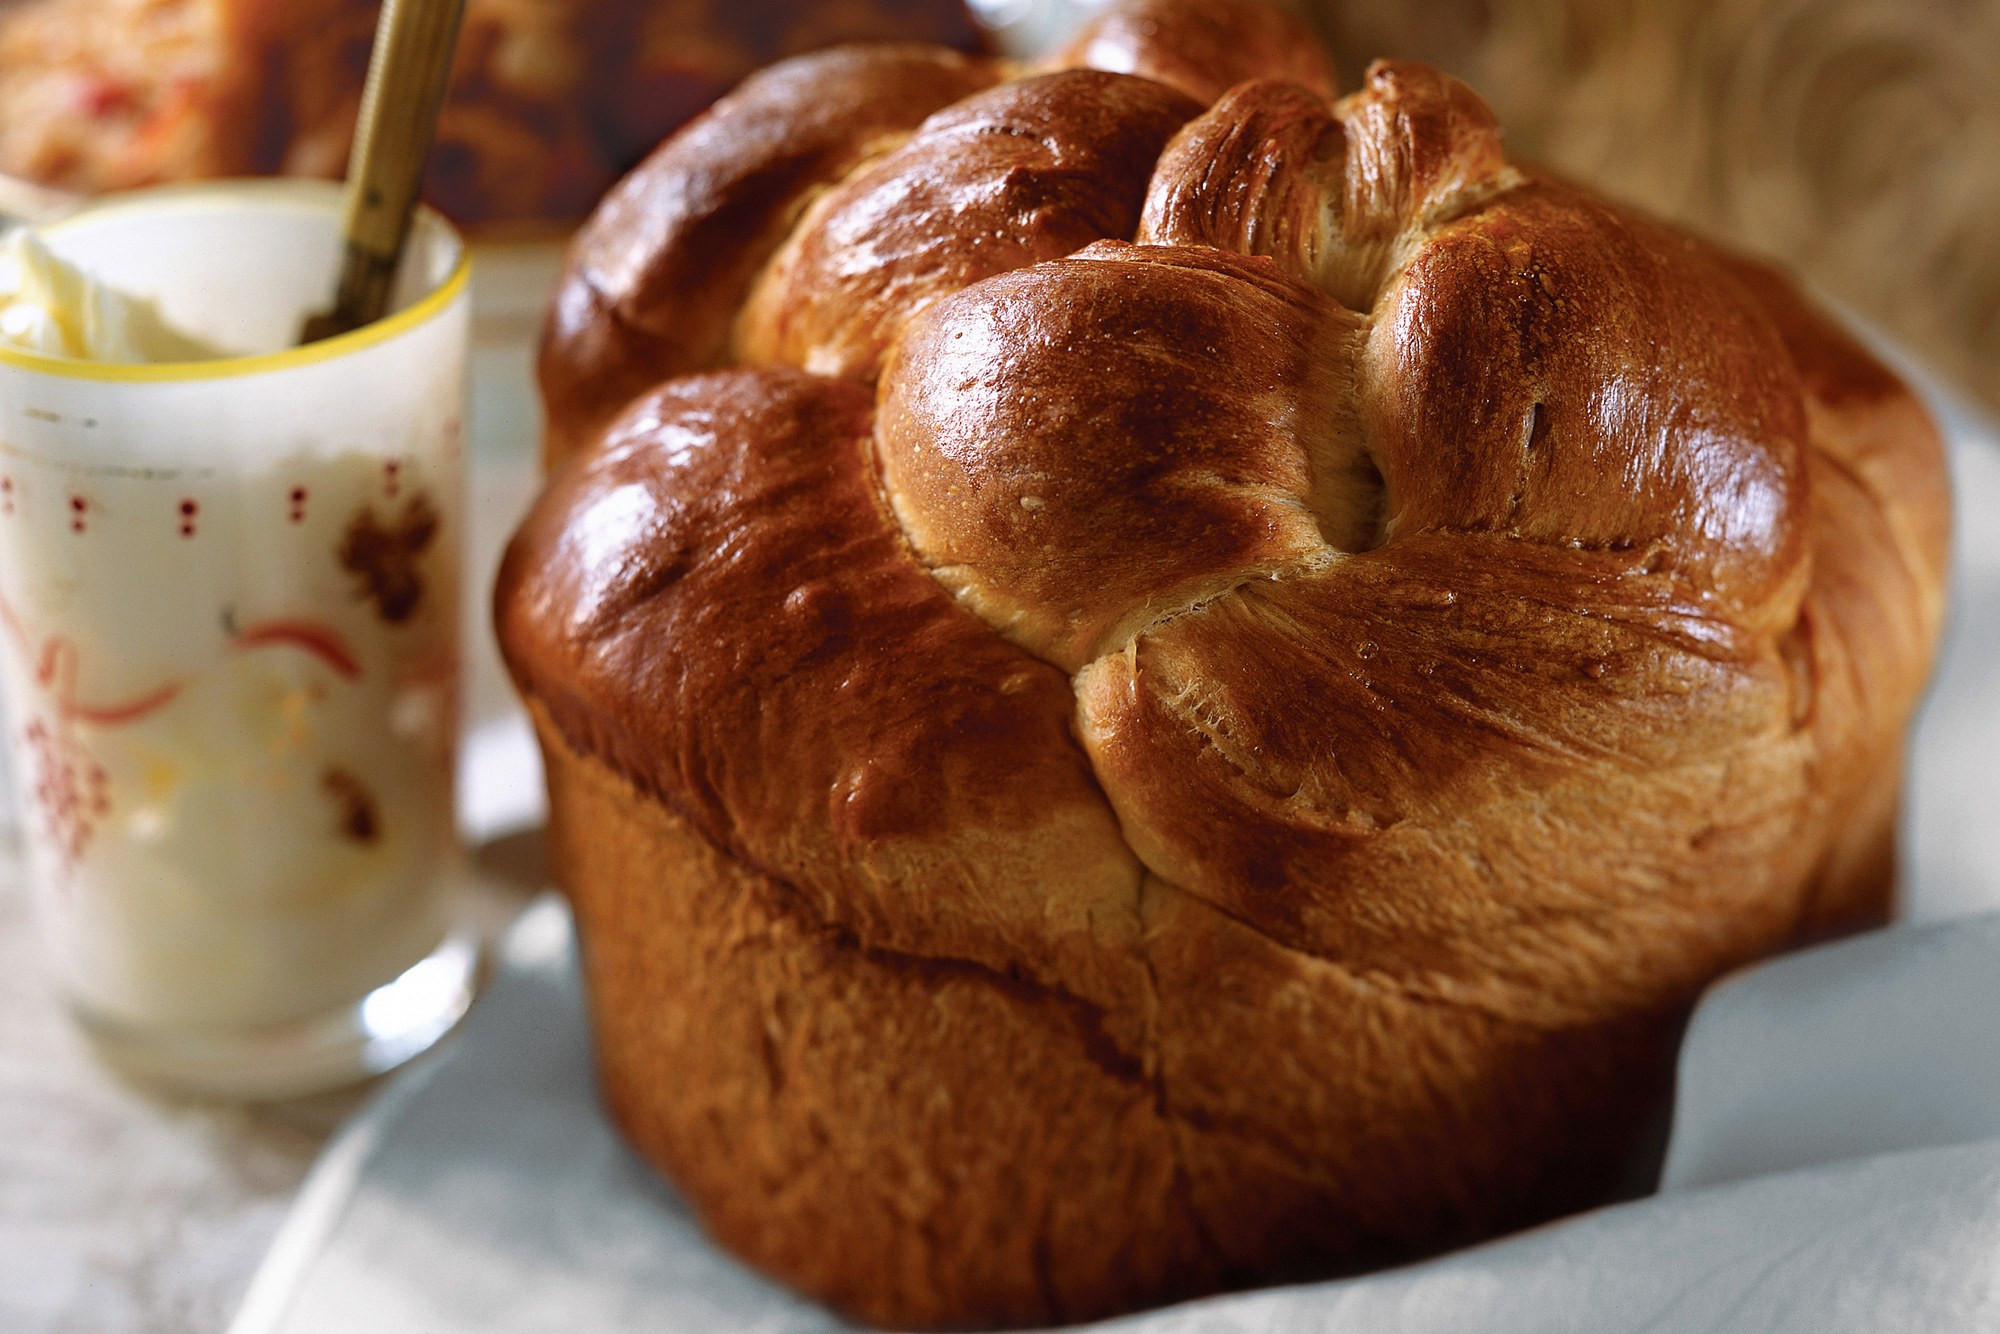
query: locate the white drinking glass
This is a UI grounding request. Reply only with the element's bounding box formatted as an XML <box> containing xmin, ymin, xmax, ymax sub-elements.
<box><xmin>0</xmin><ymin>180</ymin><xmax>478</xmax><ymax>1098</ymax></box>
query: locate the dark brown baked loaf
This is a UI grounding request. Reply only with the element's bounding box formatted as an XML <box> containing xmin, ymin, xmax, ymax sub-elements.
<box><xmin>500</xmin><ymin>1</ymin><xmax>1951</xmax><ymax>1325</ymax></box>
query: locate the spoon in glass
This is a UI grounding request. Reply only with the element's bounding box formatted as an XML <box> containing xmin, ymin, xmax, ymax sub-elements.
<box><xmin>300</xmin><ymin>0</ymin><xmax>468</xmax><ymax>344</ymax></box>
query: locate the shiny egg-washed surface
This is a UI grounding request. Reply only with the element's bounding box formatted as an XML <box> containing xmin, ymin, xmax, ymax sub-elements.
<box><xmin>501</xmin><ymin>0</ymin><xmax>1949</xmax><ymax>1324</ymax></box>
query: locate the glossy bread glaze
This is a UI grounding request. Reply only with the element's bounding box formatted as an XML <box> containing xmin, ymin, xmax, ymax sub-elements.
<box><xmin>504</xmin><ymin>1</ymin><xmax>1950</xmax><ymax>1326</ymax></box>
<box><xmin>500</xmin><ymin>370</ymin><xmax>1146</xmax><ymax>999</ymax></box>
<box><xmin>1041</xmin><ymin>0</ymin><xmax>1336</xmax><ymax>102</ymax></box>
<box><xmin>538</xmin><ymin>44</ymin><xmax>1002</xmax><ymax>460</ymax></box>
<box><xmin>735</xmin><ymin>70</ymin><xmax>1203</xmax><ymax>382</ymax></box>
<box><xmin>879</xmin><ymin>242</ymin><xmax>1370</xmax><ymax>669</ymax></box>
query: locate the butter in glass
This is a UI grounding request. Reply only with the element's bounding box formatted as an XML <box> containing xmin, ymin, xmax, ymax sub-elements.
<box><xmin>0</xmin><ymin>181</ymin><xmax>478</xmax><ymax>1098</ymax></box>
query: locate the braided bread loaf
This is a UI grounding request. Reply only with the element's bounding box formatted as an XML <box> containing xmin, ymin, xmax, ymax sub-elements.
<box><xmin>500</xmin><ymin>0</ymin><xmax>1950</xmax><ymax>1324</ymax></box>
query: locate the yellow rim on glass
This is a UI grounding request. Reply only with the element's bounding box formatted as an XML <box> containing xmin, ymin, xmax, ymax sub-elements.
<box><xmin>0</xmin><ymin>179</ymin><xmax>471</xmax><ymax>384</ymax></box>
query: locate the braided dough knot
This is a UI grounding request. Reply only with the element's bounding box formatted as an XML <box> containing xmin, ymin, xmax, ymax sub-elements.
<box><xmin>504</xmin><ymin>4</ymin><xmax>1949</xmax><ymax>1324</ymax></box>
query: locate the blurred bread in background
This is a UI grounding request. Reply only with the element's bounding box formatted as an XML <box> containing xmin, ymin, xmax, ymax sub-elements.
<box><xmin>1305</xmin><ymin>0</ymin><xmax>2000</xmax><ymax>412</ymax></box>
<box><xmin>2</xmin><ymin>0</ymin><xmax>1988</xmax><ymax>404</ymax></box>
<box><xmin>0</xmin><ymin>0</ymin><xmax>979</xmax><ymax>231</ymax></box>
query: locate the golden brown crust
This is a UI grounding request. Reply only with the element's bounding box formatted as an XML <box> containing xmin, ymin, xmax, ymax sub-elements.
<box><xmin>1718</xmin><ymin>250</ymin><xmax>1950</xmax><ymax>935</ymax></box>
<box><xmin>498</xmin><ymin>369</ymin><xmax>1144</xmax><ymax>1001</ymax></box>
<box><xmin>1141</xmin><ymin>67</ymin><xmax>1520</xmax><ymax>309</ymax></box>
<box><xmin>1073</xmin><ymin>532</ymin><xmax>1812</xmax><ymax>981</ymax></box>
<box><xmin>878</xmin><ymin>241</ymin><xmax>1369</xmax><ymax>670</ymax></box>
<box><xmin>1044</xmin><ymin>0</ymin><xmax>1334</xmax><ymax>103</ymax></box>
<box><xmin>536</xmin><ymin>0</ymin><xmax>1344</xmax><ymax>470</ymax></box>
<box><xmin>541</xmin><ymin>717</ymin><xmax>1212</xmax><ymax>1329</ymax></box>
<box><xmin>1137</xmin><ymin>875</ymin><xmax>1688</xmax><ymax>1271</ymax></box>
<box><xmin>1362</xmin><ymin>182</ymin><xmax>1810</xmax><ymax>627</ymax></box>
<box><xmin>539</xmin><ymin>711</ymin><xmax>1717</xmax><ymax>1325</ymax></box>
<box><xmin>536</xmin><ymin>44</ymin><xmax>1002</xmax><ymax>461</ymax></box>
<box><xmin>735</xmin><ymin>70</ymin><xmax>1203</xmax><ymax>381</ymax></box>
<box><xmin>500</xmin><ymin>10</ymin><xmax>1950</xmax><ymax>1329</ymax></box>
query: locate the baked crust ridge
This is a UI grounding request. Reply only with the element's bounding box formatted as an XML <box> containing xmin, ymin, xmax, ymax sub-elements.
<box><xmin>501</xmin><ymin>2</ymin><xmax>1950</xmax><ymax>1325</ymax></box>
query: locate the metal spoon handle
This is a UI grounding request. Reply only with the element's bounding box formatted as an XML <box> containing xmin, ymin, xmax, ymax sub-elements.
<box><xmin>309</xmin><ymin>0</ymin><xmax>467</xmax><ymax>341</ymax></box>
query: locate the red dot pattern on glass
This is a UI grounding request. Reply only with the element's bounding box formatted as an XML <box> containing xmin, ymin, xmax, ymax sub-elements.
<box><xmin>1</xmin><ymin>476</ymin><xmax>13</xmax><ymax>516</ymax></box>
<box><xmin>179</xmin><ymin>497</ymin><xmax>198</xmax><ymax>539</ymax></box>
<box><xmin>383</xmin><ymin>460</ymin><xmax>401</xmax><ymax>499</ymax></box>
<box><xmin>289</xmin><ymin>485</ymin><xmax>308</xmax><ymax>524</ymax></box>
<box><xmin>24</xmin><ymin>718</ymin><xmax>109</xmax><ymax>864</ymax></box>
<box><xmin>69</xmin><ymin>494</ymin><xmax>86</xmax><ymax>534</ymax></box>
